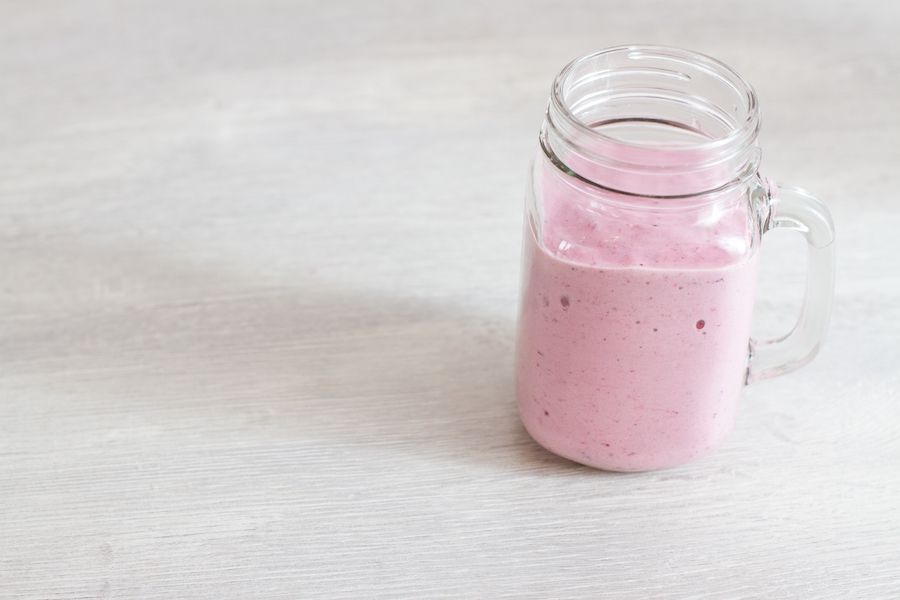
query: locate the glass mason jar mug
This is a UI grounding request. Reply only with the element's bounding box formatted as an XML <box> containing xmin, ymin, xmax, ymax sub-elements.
<box><xmin>516</xmin><ymin>46</ymin><xmax>835</xmax><ymax>472</ymax></box>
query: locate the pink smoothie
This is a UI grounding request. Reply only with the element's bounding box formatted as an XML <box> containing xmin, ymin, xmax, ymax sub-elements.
<box><xmin>516</xmin><ymin>168</ymin><xmax>759</xmax><ymax>471</ymax></box>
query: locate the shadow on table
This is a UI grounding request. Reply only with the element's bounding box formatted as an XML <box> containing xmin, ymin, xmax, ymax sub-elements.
<box><xmin>2</xmin><ymin>239</ymin><xmax>604</xmax><ymax>476</ymax></box>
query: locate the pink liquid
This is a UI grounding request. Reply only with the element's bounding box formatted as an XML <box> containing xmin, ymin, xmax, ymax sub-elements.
<box><xmin>516</xmin><ymin>168</ymin><xmax>759</xmax><ymax>471</ymax></box>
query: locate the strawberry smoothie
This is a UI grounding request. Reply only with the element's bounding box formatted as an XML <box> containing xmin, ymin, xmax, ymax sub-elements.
<box><xmin>515</xmin><ymin>160</ymin><xmax>760</xmax><ymax>471</ymax></box>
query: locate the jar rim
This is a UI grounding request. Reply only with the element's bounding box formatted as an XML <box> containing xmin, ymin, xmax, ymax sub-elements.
<box><xmin>550</xmin><ymin>45</ymin><xmax>760</xmax><ymax>155</ymax></box>
<box><xmin>544</xmin><ymin>45</ymin><xmax>762</xmax><ymax>197</ymax></box>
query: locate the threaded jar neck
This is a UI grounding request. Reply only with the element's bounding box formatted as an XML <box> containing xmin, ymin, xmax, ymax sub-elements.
<box><xmin>542</xmin><ymin>46</ymin><xmax>761</xmax><ymax>200</ymax></box>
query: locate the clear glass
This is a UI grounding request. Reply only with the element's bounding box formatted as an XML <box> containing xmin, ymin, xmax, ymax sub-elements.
<box><xmin>516</xmin><ymin>46</ymin><xmax>835</xmax><ymax>472</ymax></box>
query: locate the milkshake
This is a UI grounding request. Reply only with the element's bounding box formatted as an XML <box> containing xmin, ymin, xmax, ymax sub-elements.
<box><xmin>515</xmin><ymin>170</ymin><xmax>759</xmax><ymax>470</ymax></box>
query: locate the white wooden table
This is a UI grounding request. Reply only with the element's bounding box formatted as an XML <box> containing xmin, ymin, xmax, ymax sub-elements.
<box><xmin>2</xmin><ymin>1</ymin><xmax>898</xmax><ymax>597</ymax></box>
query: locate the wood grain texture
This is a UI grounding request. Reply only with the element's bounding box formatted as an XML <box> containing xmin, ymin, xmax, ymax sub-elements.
<box><xmin>1</xmin><ymin>1</ymin><xmax>898</xmax><ymax>597</ymax></box>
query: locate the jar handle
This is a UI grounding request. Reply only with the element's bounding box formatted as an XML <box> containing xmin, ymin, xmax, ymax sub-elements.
<box><xmin>746</xmin><ymin>182</ymin><xmax>836</xmax><ymax>384</ymax></box>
